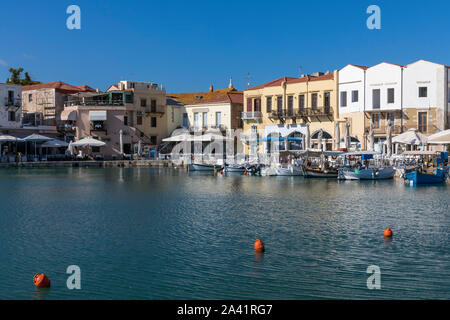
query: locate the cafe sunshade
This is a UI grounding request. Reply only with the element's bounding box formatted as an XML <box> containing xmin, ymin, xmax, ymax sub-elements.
<box><xmin>71</xmin><ymin>137</ymin><xmax>106</xmax><ymax>147</ymax></box>
<box><xmin>392</xmin><ymin>128</ymin><xmax>428</xmax><ymax>145</ymax></box>
<box><xmin>0</xmin><ymin>134</ymin><xmax>22</xmax><ymax>142</ymax></box>
<box><xmin>427</xmin><ymin>129</ymin><xmax>450</xmax><ymax>145</ymax></box>
<box><xmin>23</xmin><ymin>133</ymin><xmax>53</xmax><ymax>142</ymax></box>
<box><xmin>42</xmin><ymin>139</ymin><xmax>69</xmax><ymax>148</ymax></box>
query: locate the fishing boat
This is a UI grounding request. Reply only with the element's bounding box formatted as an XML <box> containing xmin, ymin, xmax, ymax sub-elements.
<box><xmin>338</xmin><ymin>167</ymin><xmax>395</xmax><ymax>180</ymax></box>
<box><xmin>260</xmin><ymin>164</ymin><xmax>303</xmax><ymax>176</ymax></box>
<box><xmin>303</xmin><ymin>167</ymin><xmax>339</xmax><ymax>178</ymax></box>
<box><xmin>404</xmin><ymin>168</ymin><xmax>448</xmax><ymax>185</ymax></box>
<box><xmin>188</xmin><ymin>163</ymin><xmax>217</xmax><ymax>171</ymax></box>
<box><xmin>223</xmin><ymin>165</ymin><xmax>246</xmax><ymax>173</ymax></box>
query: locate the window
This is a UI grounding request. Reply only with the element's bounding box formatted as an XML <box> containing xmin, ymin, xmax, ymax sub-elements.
<box><xmin>151</xmin><ymin>99</ymin><xmax>157</xmax><ymax>112</ymax></box>
<box><xmin>28</xmin><ymin>93</ymin><xmax>33</xmax><ymax>102</ymax></box>
<box><xmin>299</xmin><ymin>95</ymin><xmax>305</xmax><ymax>112</ymax></box>
<box><xmin>277</xmin><ymin>96</ymin><xmax>283</xmax><ymax>112</ymax></box>
<box><xmin>215</xmin><ymin>112</ymin><xmax>221</xmax><ymax>126</ymax></box>
<box><xmin>246</xmin><ymin>98</ymin><xmax>253</xmax><ymax>112</ymax></box>
<box><xmin>8</xmin><ymin>111</ymin><xmax>15</xmax><ymax>122</ymax></box>
<box><xmin>372</xmin><ymin>114</ymin><xmax>380</xmax><ymax>129</ymax></box>
<box><xmin>194</xmin><ymin>112</ymin><xmax>199</xmax><ymax>127</ymax></box>
<box><xmin>351</xmin><ymin>90</ymin><xmax>358</xmax><ymax>103</ymax></box>
<box><xmin>419</xmin><ymin>87</ymin><xmax>428</xmax><ymax>98</ymax></box>
<box><xmin>140</xmin><ymin>99</ymin><xmax>147</xmax><ymax>107</ymax></box>
<box><xmin>183</xmin><ymin>113</ymin><xmax>188</xmax><ymax>128</ymax></box>
<box><xmin>387</xmin><ymin>88</ymin><xmax>395</xmax><ymax>104</ymax></box>
<box><xmin>266</xmin><ymin>97</ymin><xmax>272</xmax><ymax>113</ymax></box>
<box><xmin>150</xmin><ymin>136</ymin><xmax>157</xmax><ymax>145</ymax></box>
<box><xmin>202</xmin><ymin>112</ymin><xmax>208</xmax><ymax>128</ymax></box>
<box><xmin>124</xmin><ymin>116</ymin><xmax>128</xmax><ymax>126</ymax></box>
<box><xmin>254</xmin><ymin>98</ymin><xmax>261</xmax><ymax>112</ymax></box>
<box><xmin>324</xmin><ymin>92</ymin><xmax>330</xmax><ymax>108</ymax></box>
<box><xmin>137</xmin><ymin>115</ymin><xmax>143</xmax><ymax>125</ymax></box>
<box><xmin>125</xmin><ymin>94</ymin><xmax>133</xmax><ymax>104</ymax></box>
<box><xmin>311</xmin><ymin>93</ymin><xmax>318</xmax><ymax>109</ymax></box>
<box><xmin>372</xmin><ymin>89</ymin><xmax>381</xmax><ymax>109</ymax></box>
<box><xmin>151</xmin><ymin>117</ymin><xmax>157</xmax><ymax>127</ymax></box>
<box><xmin>386</xmin><ymin>113</ymin><xmax>395</xmax><ymax>125</ymax></box>
<box><xmin>341</xmin><ymin>91</ymin><xmax>347</xmax><ymax>107</ymax></box>
<box><xmin>418</xmin><ymin>112</ymin><xmax>427</xmax><ymax>132</ymax></box>
<box><xmin>287</xmin><ymin>96</ymin><xmax>294</xmax><ymax>115</ymax></box>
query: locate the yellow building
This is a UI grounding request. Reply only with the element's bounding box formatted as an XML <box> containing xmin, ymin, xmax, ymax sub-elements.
<box><xmin>242</xmin><ymin>71</ymin><xmax>340</xmax><ymax>155</ymax></box>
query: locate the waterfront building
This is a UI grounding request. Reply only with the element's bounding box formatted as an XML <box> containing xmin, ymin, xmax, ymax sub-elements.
<box><xmin>0</xmin><ymin>83</ymin><xmax>22</xmax><ymax>130</ymax></box>
<box><xmin>338</xmin><ymin>60</ymin><xmax>450</xmax><ymax>152</ymax></box>
<box><xmin>22</xmin><ymin>81</ymin><xmax>95</xmax><ymax>127</ymax></box>
<box><xmin>60</xmin><ymin>91</ymin><xmax>139</xmax><ymax>158</ymax></box>
<box><xmin>168</xmin><ymin>83</ymin><xmax>243</xmax><ymax>133</ymax></box>
<box><xmin>242</xmin><ymin>71</ymin><xmax>338</xmax><ymax>156</ymax></box>
<box><xmin>106</xmin><ymin>81</ymin><xmax>168</xmax><ymax>146</ymax></box>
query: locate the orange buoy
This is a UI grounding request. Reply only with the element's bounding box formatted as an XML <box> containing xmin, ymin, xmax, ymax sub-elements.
<box><xmin>33</xmin><ymin>273</ymin><xmax>51</xmax><ymax>288</ymax></box>
<box><xmin>384</xmin><ymin>227</ymin><xmax>393</xmax><ymax>237</ymax></box>
<box><xmin>220</xmin><ymin>170</ymin><xmax>223</xmax><ymax>175</ymax></box>
<box><xmin>254</xmin><ymin>239</ymin><xmax>265</xmax><ymax>252</ymax></box>
<box><xmin>244</xmin><ymin>170</ymin><xmax>247</xmax><ymax>176</ymax></box>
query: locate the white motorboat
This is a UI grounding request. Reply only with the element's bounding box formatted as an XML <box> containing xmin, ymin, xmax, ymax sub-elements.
<box><xmin>223</xmin><ymin>165</ymin><xmax>246</xmax><ymax>173</ymax></box>
<box><xmin>188</xmin><ymin>163</ymin><xmax>217</xmax><ymax>171</ymax></box>
<box><xmin>260</xmin><ymin>165</ymin><xmax>303</xmax><ymax>176</ymax></box>
<box><xmin>338</xmin><ymin>167</ymin><xmax>395</xmax><ymax>180</ymax></box>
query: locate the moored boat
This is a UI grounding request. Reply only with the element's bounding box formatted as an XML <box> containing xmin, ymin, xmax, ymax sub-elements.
<box><xmin>303</xmin><ymin>167</ymin><xmax>338</xmax><ymax>178</ymax></box>
<box><xmin>188</xmin><ymin>163</ymin><xmax>217</xmax><ymax>171</ymax></box>
<box><xmin>338</xmin><ymin>167</ymin><xmax>395</xmax><ymax>180</ymax></box>
<box><xmin>404</xmin><ymin>168</ymin><xmax>448</xmax><ymax>185</ymax></box>
<box><xmin>223</xmin><ymin>165</ymin><xmax>246</xmax><ymax>173</ymax></box>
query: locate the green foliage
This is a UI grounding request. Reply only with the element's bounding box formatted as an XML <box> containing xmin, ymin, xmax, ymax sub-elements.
<box><xmin>6</xmin><ymin>67</ymin><xmax>40</xmax><ymax>85</ymax></box>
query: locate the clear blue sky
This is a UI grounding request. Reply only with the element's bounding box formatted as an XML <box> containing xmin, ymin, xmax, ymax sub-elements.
<box><xmin>1</xmin><ymin>0</ymin><xmax>449</xmax><ymax>93</ymax></box>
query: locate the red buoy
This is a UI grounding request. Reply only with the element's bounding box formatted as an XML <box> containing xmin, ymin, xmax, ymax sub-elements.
<box><xmin>33</xmin><ymin>273</ymin><xmax>51</xmax><ymax>288</ymax></box>
<box><xmin>254</xmin><ymin>239</ymin><xmax>265</xmax><ymax>252</ymax></box>
<box><xmin>384</xmin><ymin>227</ymin><xmax>393</xmax><ymax>237</ymax></box>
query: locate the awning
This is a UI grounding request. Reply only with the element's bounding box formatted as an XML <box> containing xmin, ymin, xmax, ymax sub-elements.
<box><xmin>59</xmin><ymin>109</ymin><xmax>77</xmax><ymax>121</ymax></box>
<box><xmin>89</xmin><ymin>111</ymin><xmax>107</xmax><ymax>121</ymax></box>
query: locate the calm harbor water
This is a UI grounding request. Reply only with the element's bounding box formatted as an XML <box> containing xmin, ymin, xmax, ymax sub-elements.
<box><xmin>0</xmin><ymin>167</ymin><xmax>449</xmax><ymax>300</ymax></box>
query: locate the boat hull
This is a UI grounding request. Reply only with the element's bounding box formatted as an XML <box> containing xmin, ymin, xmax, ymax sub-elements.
<box><xmin>224</xmin><ymin>166</ymin><xmax>246</xmax><ymax>173</ymax></box>
<box><xmin>405</xmin><ymin>170</ymin><xmax>447</xmax><ymax>185</ymax></box>
<box><xmin>303</xmin><ymin>168</ymin><xmax>338</xmax><ymax>178</ymax></box>
<box><xmin>188</xmin><ymin>164</ymin><xmax>216</xmax><ymax>171</ymax></box>
<box><xmin>339</xmin><ymin>167</ymin><xmax>395</xmax><ymax>180</ymax></box>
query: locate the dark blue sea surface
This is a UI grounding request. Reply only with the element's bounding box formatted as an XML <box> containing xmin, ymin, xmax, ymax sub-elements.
<box><xmin>0</xmin><ymin>167</ymin><xmax>448</xmax><ymax>299</ymax></box>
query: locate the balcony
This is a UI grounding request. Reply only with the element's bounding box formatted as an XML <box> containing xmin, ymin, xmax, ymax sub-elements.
<box><xmin>65</xmin><ymin>100</ymin><xmax>124</xmax><ymax>107</ymax></box>
<box><xmin>241</xmin><ymin>111</ymin><xmax>262</xmax><ymax>121</ymax></box>
<box><xmin>4</xmin><ymin>97</ymin><xmax>21</xmax><ymax>108</ymax></box>
<box><xmin>144</xmin><ymin>106</ymin><xmax>165</xmax><ymax>117</ymax></box>
<box><xmin>365</xmin><ymin>125</ymin><xmax>406</xmax><ymax>135</ymax></box>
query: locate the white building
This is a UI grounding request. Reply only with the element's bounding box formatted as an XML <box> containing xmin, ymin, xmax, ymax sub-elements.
<box><xmin>0</xmin><ymin>83</ymin><xmax>22</xmax><ymax>129</ymax></box>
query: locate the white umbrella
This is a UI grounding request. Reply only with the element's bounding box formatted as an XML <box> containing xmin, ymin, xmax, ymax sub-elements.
<box><xmin>42</xmin><ymin>139</ymin><xmax>69</xmax><ymax>148</ymax></box>
<box><xmin>72</xmin><ymin>137</ymin><xmax>106</xmax><ymax>147</ymax></box>
<box><xmin>334</xmin><ymin>122</ymin><xmax>340</xmax><ymax>150</ymax></box>
<box><xmin>386</xmin><ymin>118</ymin><xmax>392</xmax><ymax>157</ymax></box>
<box><xmin>305</xmin><ymin>124</ymin><xmax>310</xmax><ymax>149</ymax></box>
<box><xmin>119</xmin><ymin>130</ymin><xmax>124</xmax><ymax>155</ymax></box>
<box><xmin>345</xmin><ymin>122</ymin><xmax>351</xmax><ymax>150</ymax></box>
<box><xmin>0</xmin><ymin>134</ymin><xmax>22</xmax><ymax>142</ymax></box>
<box><xmin>162</xmin><ymin>133</ymin><xmax>194</xmax><ymax>142</ymax></box>
<box><xmin>66</xmin><ymin>141</ymin><xmax>74</xmax><ymax>156</ymax></box>
<box><xmin>392</xmin><ymin>128</ymin><xmax>428</xmax><ymax>145</ymax></box>
<box><xmin>317</xmin><ymin>129</ymin><xmax>323</xmax><ymax>151</ymax></box>
<box><xmin>368</xmin><ymin>122</ymin><xmax>375</xmax><ymax>151</ymax></box>
<box><xmin>427</xmin><ymin>129</ymin><xmax>450</xmax><ymax>145</ymax></box>
<box><xmin>23</xmin><ymin>133</ymin><xmax>53</xmax><ymax>159</ymax></box>
<box><xmin>138</xmin><ymin>140</ymin><xmax>142</xmax><ymax>156</ymax></box>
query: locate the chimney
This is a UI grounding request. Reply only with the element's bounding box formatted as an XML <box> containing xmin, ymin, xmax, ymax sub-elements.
<box><xmin>209</xmin><ymin>85</ymin><xmax>214</xmax><ymax>92</ymax></box>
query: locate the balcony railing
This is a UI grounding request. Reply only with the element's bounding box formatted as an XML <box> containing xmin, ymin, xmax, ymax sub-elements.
<box><xmin>144</xmin><ymin>106</ymin><xmax>165</xmax><ymax>116</ymax></box>
<box><xmin>365</xmin><ymin>125</ymin><xmax>406</xmax><ymax>135</ymax></box>
<box><xmin>4</xmin><ymin>97</ymin><xmax>21</xmax><ymax>107</ymax></box>
<box><xmin>302</xmin><ymin>106</ymin><xmax>332</xmax><ymax>116</ymax></box>
<box><xmin>65</xmin><ymin>100</ymin><xmax>124</xmax><ymax>107</ymax></box>
<box><xmin>241</xmin><ymin>111</ymin><xmax>262</xmax><ymax>120</ymax></box>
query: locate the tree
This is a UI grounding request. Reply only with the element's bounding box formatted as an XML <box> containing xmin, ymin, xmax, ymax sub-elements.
<box><xmin>6</xmin><ymin>67</ymin><xmax>40</xmax><ymax>85</ymax></box>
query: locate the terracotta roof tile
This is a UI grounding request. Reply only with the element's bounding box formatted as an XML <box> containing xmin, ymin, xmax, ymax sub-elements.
<box><xmin>22</xmin><ymin>81</ymin><xmax>91</xmax><ymax>94</ymax></box>
<box><xmin>246</xmin><ymin>73</ymin><xmax>334</xmax><ymax>91</ymax></box>
<box><xmin>167</xmin><ymin>88</ymin><xmax>239</xmax><ymax>105</ymax></box>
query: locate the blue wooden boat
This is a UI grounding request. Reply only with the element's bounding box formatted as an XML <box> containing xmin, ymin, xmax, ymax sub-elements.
<box><xmin>404</xmin><ymin>168</ymin><xmax>448</xmax><ymax>185</ymax></box>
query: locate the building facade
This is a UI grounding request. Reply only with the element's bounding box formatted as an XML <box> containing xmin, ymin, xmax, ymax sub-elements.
<box><xmin>338</xmin><ymin>60</ymin><xmax>450</xmax><ymax>152</ymax></box>
<box><xmin>0</xmin><ymin>83</ymin><xmax>22</xmax><ymax>129</ymax></box>
<box><xmin>242</xmin><ymin>72</ymin><xmax>339</xmax><ymax>156</ymax></box>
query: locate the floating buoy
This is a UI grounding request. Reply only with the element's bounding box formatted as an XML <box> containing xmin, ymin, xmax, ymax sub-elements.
<box><xmin>33</xmin><ymin>273</ymin><xmax>51</xmax><ymax>288</ymax></box>
<box><xmin>254</xmin><ymin>239</ymin><xmax>265</xmax><ymax>252</ymax></box>
<box><xmin>384</xmin><ymin>227</ymin><xmax>393</xmax><ymax>237</ymax></box>
<box><xmin>220</xmin><ymin>170</ymin><xmax>223</xmax><ymax>175</ymax></box>
<box><xmin>244</xmin><ymin>170</ymin><xmax>247</xmax><ymax>176</ymax></box>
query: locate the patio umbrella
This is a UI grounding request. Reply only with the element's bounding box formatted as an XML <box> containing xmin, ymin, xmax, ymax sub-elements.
<box><xmin>334</xmin><ymin>122</ymin><xmax>340</xmax><ymax>150</ymax></box>
<box><xmin>0</xmin><ymin>134</ymin><xmax>22</xmax><ymax>155</ymax></box>
<box><xmin>392</xmin><ymin>128</ymin><xmax>428</xmax><ymax>145</ymax></box>
<box><xmin>42</xmin><ymin>139</ymin><xmax>69</xmax><ymax>148</ymax></box>
<box><xmin>66</xmin><ymin>141</ymin><xmax>74</xmax><ymax>156</ymax></box>
<box><xmin>23</xmin><ymin>133</ymin><xmax>53</xmax><ymax>159</ymax></box>
<box><xmin>317</xmin><ymin>129</ymin><xmax>323</xmax><ymax>151</ymax></box>
<box><xmin>426</xmin><ymin>129</ymin><xmax>450</xmax><ymax>145</ymax></box>
<box><xmin>305</xmin><ymin>124</ymin><xmax>310</xmax><ymax>150</ymax></box>
<box><xmin>368</xmin><ymin>122</ymin><xmax>375</xmax><ymax>151</ymax></box>
<box><xmin>162</xmin><ymin>132</ymin><xmax>194</xmax><ymax>142</ymax></box>
<box><xmin>386</xmin><ymin>118</ymin><xmax>392</xmax><ymax>157</ymax></box>
<box><xmin>138</xmin><ymin>140</ymin><xmax>142</xmax><ymax>156</ymax></box>
<box><xmin>119</xmin><ymin>130</ymin><xmax>124</xmax><ymax>155</ymax></box>
<box><xmin>71</xmin><ymin>137</ymin><xmax>106</xmax><ymax>147</ymax></box>
<box><xmin>345</xmin><ymin>122</ymin><xmax>351</xmax><ymax>150</ymax></box>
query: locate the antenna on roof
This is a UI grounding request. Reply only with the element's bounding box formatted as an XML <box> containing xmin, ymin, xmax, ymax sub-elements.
<box><xmin>298</xmin><ymin>66</ymin><xmax>303</xmax><ymax>78</ymax></box>
<box><xmin>247</xmin><ymin>72</ymin><xmax>251</xmax><ymax>88</ymax></box>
